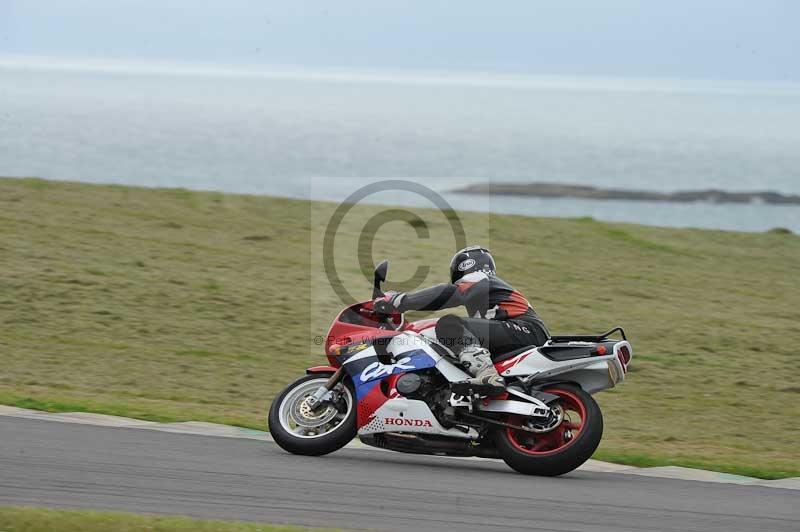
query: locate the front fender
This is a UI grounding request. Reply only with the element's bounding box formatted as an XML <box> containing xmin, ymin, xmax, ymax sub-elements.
<box><xmin>306</xmin><ymin>365</ymin><xmax>338</xmax><ymax>374</ymax></box>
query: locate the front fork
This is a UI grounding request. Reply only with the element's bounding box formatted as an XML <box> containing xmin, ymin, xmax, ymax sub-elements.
<box><xmin>305</xmin><ymin>367</ymin><xmax>345</xmax><ymax>409</ymax></box>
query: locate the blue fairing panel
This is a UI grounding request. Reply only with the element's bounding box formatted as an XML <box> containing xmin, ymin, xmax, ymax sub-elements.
<box><xmin>344</xmin><ymin>349</ymin><xmax>436</xmax><ymax>396</ymax></box>
<box><xmin>354</xmin><ymin>379</ymin><xmax>380</xmax><ymax>401</ymax></box>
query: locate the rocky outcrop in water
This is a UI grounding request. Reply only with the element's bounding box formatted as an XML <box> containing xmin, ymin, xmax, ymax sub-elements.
<box><xmin>452</xmin><ymin>183</ymin><xmax>800</xmax><ymax>205</ymax></box>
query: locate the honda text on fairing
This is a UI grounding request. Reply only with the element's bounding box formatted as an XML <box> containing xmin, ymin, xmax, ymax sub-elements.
<box><xmin>268</xmin><ymin>261</ymin><xmax>633</xmax><ymax>476</ymax></box>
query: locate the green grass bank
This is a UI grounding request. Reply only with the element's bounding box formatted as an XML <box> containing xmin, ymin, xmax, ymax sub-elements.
<box><xmin>1</xmin><ymin>177</ymin><xmax>798</xmax><ymax>478</ymax></box>
<box><xmin>0</xmin><ymin>507</ymin><xmax>343</xmax><ymax>532</ymax></box>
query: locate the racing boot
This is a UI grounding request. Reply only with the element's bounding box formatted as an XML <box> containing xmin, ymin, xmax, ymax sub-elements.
<box><xmin>452</xmin><ymin>345</ymin><xmax>506</xmax><ymax>397</ymax></box>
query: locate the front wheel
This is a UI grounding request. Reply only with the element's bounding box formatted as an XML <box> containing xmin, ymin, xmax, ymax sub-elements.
<box><xmin>268</xmin><ymin>374</ymin><xmax>357</xmax><ymax>456</ymax></box>
<box><xmin>494</xmin><ymin>383</ymin><xmax>603</xmax><ymax>476</ymax></box>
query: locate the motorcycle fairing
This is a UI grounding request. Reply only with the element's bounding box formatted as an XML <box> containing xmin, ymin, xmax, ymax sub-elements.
<box><xmin>358</xmin><ymin>396</ymin><xmax>477</xmax><ymax>439</ymax></box>
<box><xmin>341</xmin><ymin>337</ymin><xmax>477</xmax><ymax>436</ymax></box>
<box><xmin>324</xmin><ymin>302</ymin><xmax>403</xmax><ymax>364</ymax></box>
<box><xmin>402</xmin><ymin>318</ymin><xmax>439</xmax><ymax>334</ymax></box>
<box><xmin>385</xmin><ymin>331</ymin><xmax>470</xmax><ymax>383</ymax></box>
<box><xmin>343</xmin><ymin>348</ymin><xmax>438</xmax><ymax>388</ymax></box>
<box><xmin>498</xmin><ymin>341</ymin><xmax>633</xmax><ymax>393</ymax></box>
<box><xmin>341</xmin><ymin>341</ymin><xmax>438</xmax><ymax>429</ymax></box>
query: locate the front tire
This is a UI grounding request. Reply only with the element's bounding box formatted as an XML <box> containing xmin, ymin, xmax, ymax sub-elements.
<box><xmin>494</xmin><ymin>383</ymin><xmax>603</xmax><ymax>476</ymax></box>
<box><xmin>268</xmin><ymin>374</ymin><xmax>357</xmax><ymax>456</ymax></box>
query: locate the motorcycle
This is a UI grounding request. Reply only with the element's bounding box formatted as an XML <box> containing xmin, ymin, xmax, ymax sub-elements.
<box><xmin>268</xmin><ymin>260</ymin><xmax>633</xmax><ymax>476</ymax></box>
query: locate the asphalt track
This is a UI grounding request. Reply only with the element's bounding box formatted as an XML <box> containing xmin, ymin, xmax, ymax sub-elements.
<box><xmin>0</xmin><ymin>416</ymin><xmax>797</xmax><ymax>532</ymax></box>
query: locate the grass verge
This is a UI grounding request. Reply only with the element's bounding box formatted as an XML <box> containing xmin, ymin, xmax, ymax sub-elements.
<box><xmin>0</xmin><ymin>507</ymin><xmax>343</xmax><ymax>532</ymax></box>
<box><xmin>1</xmin><ymin>177</ymin><xmax>798</xmax><ymax>478</ymax></box>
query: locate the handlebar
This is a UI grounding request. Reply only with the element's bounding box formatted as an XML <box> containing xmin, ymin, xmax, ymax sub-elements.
<box><xmin>373</xmin><ymin>299</ymin><xmax>395</xmax><ymax>315</ymax></box>
<box><xmin>362</xmin><ymin>300</ymin><xmax>403</xmax><ymax>331</ymax></box>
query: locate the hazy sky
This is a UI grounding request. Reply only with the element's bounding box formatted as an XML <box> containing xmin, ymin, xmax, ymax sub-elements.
<box><xmin>1</xmin><ymin>1</ymin><xmax>798</xmax><ymax>81</ymax></box>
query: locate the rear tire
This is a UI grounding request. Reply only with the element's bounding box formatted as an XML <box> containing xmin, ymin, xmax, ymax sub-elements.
<box><xmin>268</xmin><ymin>374</ymin><xmax>357</xmax><ymax>456</ymax></box>
<box><xmin>494</xmin><ymin>383</ymin><xmax>603</xmax><ymax>476</ymax></box>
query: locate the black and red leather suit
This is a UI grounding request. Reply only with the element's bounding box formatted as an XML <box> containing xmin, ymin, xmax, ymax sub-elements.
<box><xmin>387</xmin><ymin>271</ymin><xmax>550</xmax><ymax>358</ymax></box>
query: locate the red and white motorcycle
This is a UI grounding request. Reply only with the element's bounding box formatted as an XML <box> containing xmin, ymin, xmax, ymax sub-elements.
<box><xmin>269</xmin><ymin>261</ymin><xmax>633</xmax><ymax>476</ymax></box>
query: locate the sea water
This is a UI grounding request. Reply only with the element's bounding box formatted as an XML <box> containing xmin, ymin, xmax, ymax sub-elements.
<box><xmin>1</xmin><ymin>59</ymin><xmax>799</xmax><ymax>232</ymax></box>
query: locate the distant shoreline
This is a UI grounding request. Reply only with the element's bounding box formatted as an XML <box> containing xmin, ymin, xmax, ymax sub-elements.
<box><xmin>452</xmin><ymin>182</ymin><xmax>800</xmax><ymax>205</ymax></box>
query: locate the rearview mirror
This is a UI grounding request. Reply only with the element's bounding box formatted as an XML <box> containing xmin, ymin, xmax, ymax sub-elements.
<box><xmin>375</xmin><ymin>260</ymin><xmax>389</xmax><ymax>283</ymax></box>
<box><xmin>372</xmin><ymin>260</ymin><xmax>389</xmax><ymax>299</ymax></box>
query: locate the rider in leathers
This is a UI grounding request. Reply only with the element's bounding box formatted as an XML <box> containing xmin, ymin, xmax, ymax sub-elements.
<box><xmin>375</xmin><ymin>246</ymin><xmax>549</xmax><ymax>395</ymax></box>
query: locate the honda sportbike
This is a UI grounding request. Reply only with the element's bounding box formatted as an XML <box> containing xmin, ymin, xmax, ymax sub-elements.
<box><xmin>269</xmin><ymin>261</ymin><xmax>633</xmax><ymax>476</ymax></box>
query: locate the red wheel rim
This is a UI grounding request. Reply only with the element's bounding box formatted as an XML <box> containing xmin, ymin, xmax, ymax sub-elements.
<box><xmin>505</xmin><ymin>388</ymin><xmax>587</xmax><ymax>456</ymax></box>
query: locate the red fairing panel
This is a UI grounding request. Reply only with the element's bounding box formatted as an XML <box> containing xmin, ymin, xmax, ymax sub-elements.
<box><xmin>324</xmin><ymin>302</ymin><xmax>403</xmax><ymax>365</ymax></box>
<box><xmin>403</xmin><ymin>318</ymin><xmax>439</xmax><ymax>333</ymax></box>
<box><xmin>357</xmin><ymin>380</ymin><xmax>390</xmax><ymax>428</ymax></box>
<box><xmin>495</xmin><ymin>353</ymin><xmax>532</xmax><ymax>374</ymax></box>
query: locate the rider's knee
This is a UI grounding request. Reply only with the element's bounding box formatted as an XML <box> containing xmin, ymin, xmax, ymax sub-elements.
<box><xmin>436</xmin><ymin>314</ymin><xmax>463</xmax><ymax>334</ymax></box>
<box><xmin>435</xmin><ymin>314</ymin><xmax>465</xmax><ymax>348</ymax></box>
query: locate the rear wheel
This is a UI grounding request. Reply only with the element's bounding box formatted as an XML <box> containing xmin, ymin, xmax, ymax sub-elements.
<box><xmin>494</xmin><ymin>383</ymin><xmax>603</xmax><ymax>476</ymax></box>
<box><xmin>268</xmin><ymin>374</ymin><xmax>357</xmax><ymax>456</ymax></box>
